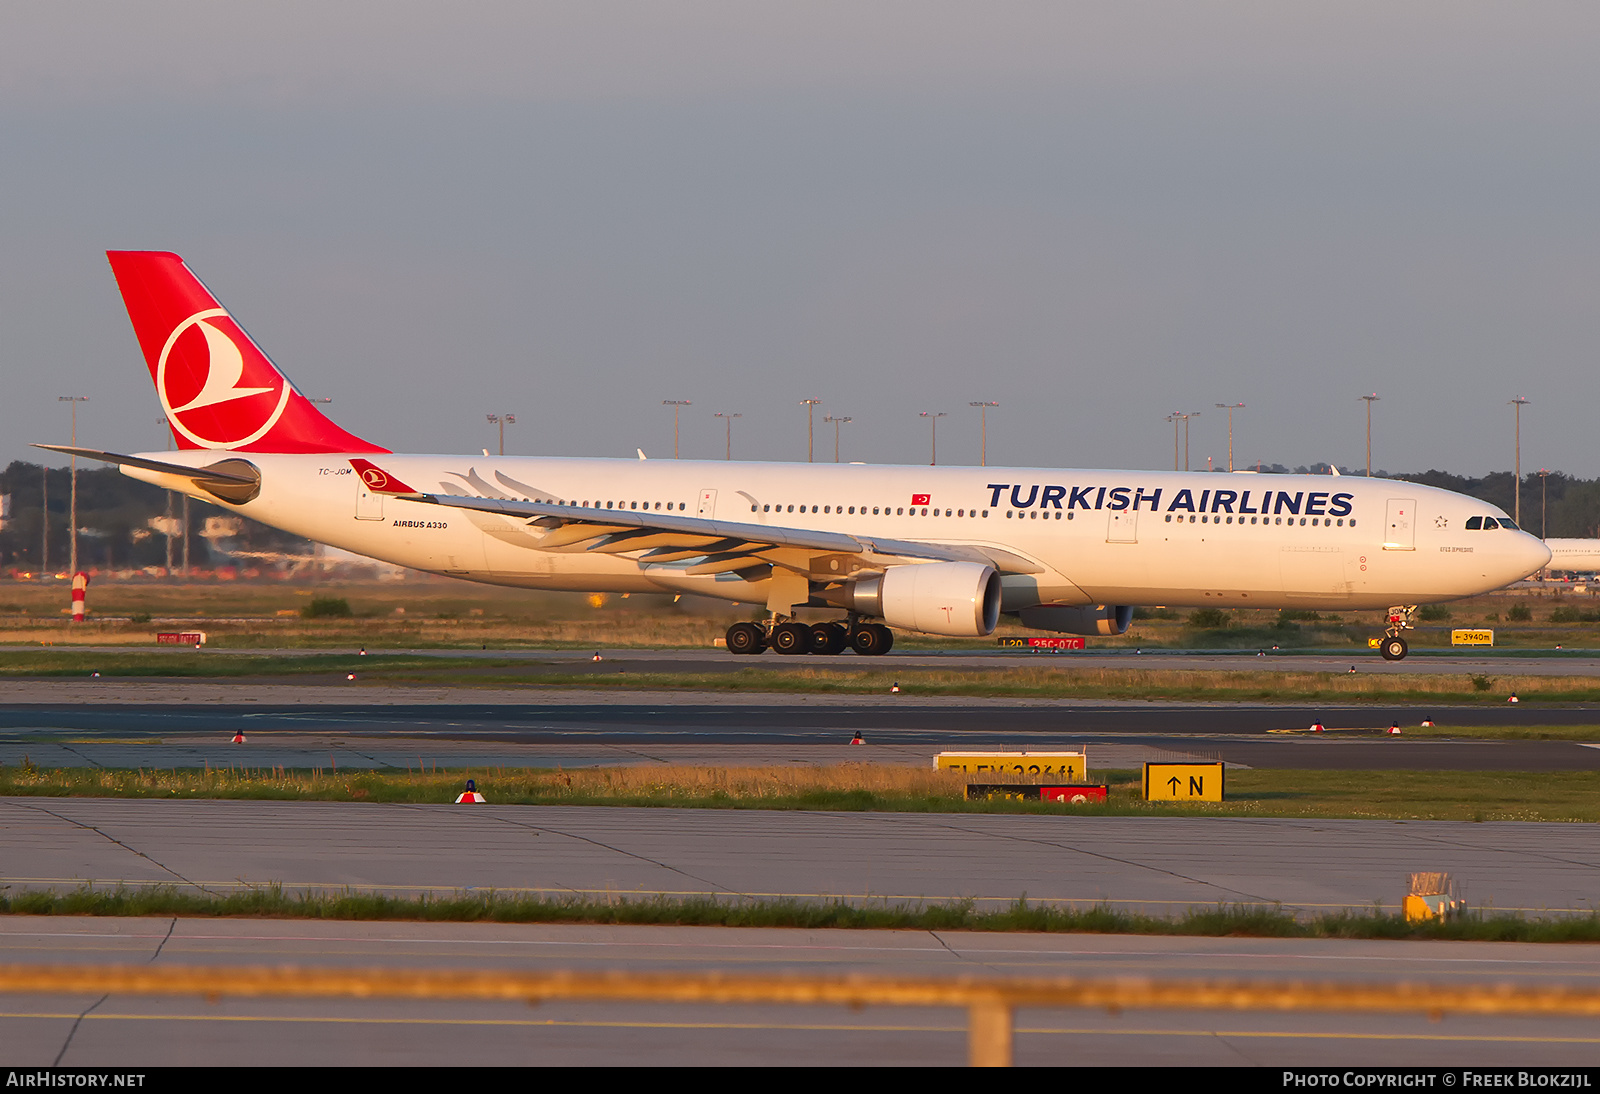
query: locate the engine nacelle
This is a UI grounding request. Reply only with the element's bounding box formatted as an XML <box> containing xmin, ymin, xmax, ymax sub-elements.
<box><xmin>844</xmin><ymin>561</ymin><xmax>1001</xmax><ymax>637</ymax></box>
<box><xmin>1018</xmin><ymin>604</ymin><xmax>1133</xmax><ymax>636</ymax></box>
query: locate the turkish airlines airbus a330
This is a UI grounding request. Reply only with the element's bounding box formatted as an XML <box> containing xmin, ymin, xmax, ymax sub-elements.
<box><xmin>42</xmin><ymin>251</ymin><xmax>1551</xmax><ymax>661</ymax></box>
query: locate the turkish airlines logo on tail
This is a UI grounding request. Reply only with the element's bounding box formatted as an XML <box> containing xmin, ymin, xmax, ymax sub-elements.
<box><xmin>348</xmin><ymin>459</ymin><xmax>416</xmax><ymax>495</ymax></box>
<box><xmin>157</xmin><ymin>308</ymin><xmax>290</xmax><ymax>449</ymax></box>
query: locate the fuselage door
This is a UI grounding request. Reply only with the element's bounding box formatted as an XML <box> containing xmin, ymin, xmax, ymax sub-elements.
<box><xmin>356</xmin><ymin>479</ymin><xmax>384</xmax><ymax>521</ymax></box>
<box><xmin>698</xmin><ymin>489</ymin><xmax>717</xmax><ymax>518</ymax></box>
<box><xmin>1384</xmin><ymin>498</ymin><xmax>1416</xmax><ymax>551</ymax></box>
<box><xmin>1107</xmin><ymin>508</ymin><xmax>1138</xmax><ymax>543</ymax></box>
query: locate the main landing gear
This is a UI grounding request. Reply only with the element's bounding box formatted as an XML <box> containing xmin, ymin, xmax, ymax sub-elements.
<box><xmin>1378</xmin><ymin>605</ymin><xmax>1418</xmax><ymax>661</ymax></box>
<box><xmin>724</xmin><ymin>619</ymin><xmax>893</xmax><ymax>656</ymax></box>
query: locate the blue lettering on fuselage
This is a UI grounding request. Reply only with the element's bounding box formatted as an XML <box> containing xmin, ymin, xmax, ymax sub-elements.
<box><xmin>968</xmin><ymin>483</ymin><xmax>1359</xmax><ymax>519</ymax></box>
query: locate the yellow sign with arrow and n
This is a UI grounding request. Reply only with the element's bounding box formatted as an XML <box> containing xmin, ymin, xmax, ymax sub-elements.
<box><xmin>1142</xmin><ymin>762</ymin><xmax>1225</xmax><ymax>802</ymax></box>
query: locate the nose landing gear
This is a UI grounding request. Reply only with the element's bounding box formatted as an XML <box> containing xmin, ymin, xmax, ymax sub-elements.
<box><xmin>1378</xmin><ymin>606</ymin><xmax>1417</xmax><ymax>661</ymax></box>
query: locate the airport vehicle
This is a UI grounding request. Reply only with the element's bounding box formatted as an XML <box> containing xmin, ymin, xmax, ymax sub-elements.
<box><xmin>42</xmin><ymin>251</ymin><xmax>1552</xmax><ymax>660</ymax></box>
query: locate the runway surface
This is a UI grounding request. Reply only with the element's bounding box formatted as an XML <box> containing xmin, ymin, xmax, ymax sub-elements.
<box><xmin>4</xmin><ymin>797</ymin><xmax>1595</xmax><ymax>914</ymax></box>
<box><xmin>1</xmin><ymin>685</ymin><xmax>1597</xmax><ymax>770</ymax></box>
<box><xmin>4</xmin><ymin>917</ymin><xmax>1598</xmax><ymax>1066</ymax></box>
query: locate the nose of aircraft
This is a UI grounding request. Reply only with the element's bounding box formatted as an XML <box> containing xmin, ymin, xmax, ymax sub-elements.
<box><xmin>1510</xmin><ymin>531</ymin><xmax>1553</xmax><ymax>581</ymax></box>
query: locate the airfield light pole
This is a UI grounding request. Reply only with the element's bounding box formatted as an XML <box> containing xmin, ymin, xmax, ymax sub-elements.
<box><xmin>714</xmin><ymin>412</ymin><xmax>741</xmax><ymax>460</ymax></box>
<box><xmin>661</xmin><ymin>401</ymin><xmax>690</xmax><ymax>459</ymax></box>
<box><xmin>1511</xmin><ymin>397</ymin><xmax>1529</xmax><ymax>526</ymax></box>
<box><xmin>800</xmin><ymin>400</ymin><xmax>821</xmax><ymax>462</ymax></box>
<box><xmin>40</xmin><ymin>466</ymin><xmax>47</xmax><ymax>575</ymax></box>
<box><xmin>1360</xmin><ymin>393</ymin><xmax>1379</xmax><ymax>477</ymax></box>
<box><xmin>58</xmin><ymin>396</ymin><xmax>88</xmax><ymax>577</ymax></box>
<box><xmin>1539</xmin><ymin>469</ymin><xmax>1550</xmax><ymax>539</ymax></box>
<box><xmin>920</xmin><ymin>412</ymin><xmax>947</xmax><ymax>466</ymax></box>
<box><xmin>1177</xmin><ymin>412</ymin><xmax>1198</xmax><ymax>472</ymax></box>
<box><xmin>970</xmin><ymin>402</ymin><xmax>998</xmax><ymax>466</ymax></box>
<box><xmin>1166</xmin><ymin>413</ymin><xmax>1182</xmax><ymax>471</ymax></box>
<box><xmin>1215</xmin><ymin>403</ymin><xmax>1245</xmax><ymax>472</ymax></box>
<box><xmin>157</xmin><ymin>417</ymin><xmax>176</xmax><ymax>574</ymax></box>
<box><xmin>486</xmin><ymin>413</ymin><xmax>516</xmax><ymax>456</ymax></box>
<box><xmin>824</xmin><ymin>416</ymin><xmax>852</xmax><ymax>463</ymax></box>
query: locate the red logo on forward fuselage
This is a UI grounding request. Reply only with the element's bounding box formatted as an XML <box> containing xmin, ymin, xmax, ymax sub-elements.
<box><xmin>911</xmin><ymin>494</ymin><xmax>931</xmax><ymax>506</ymax></box>
<box><xmin>157</xmin><ymin>308</ymin><xmax>290</xmax><ymax>449</ymax></box>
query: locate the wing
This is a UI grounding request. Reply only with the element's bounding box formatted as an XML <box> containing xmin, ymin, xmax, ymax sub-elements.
<box><xmin>360</xmin><ymin>462</ymin><xmax>1043</xmax><ymax>577</ymax></box>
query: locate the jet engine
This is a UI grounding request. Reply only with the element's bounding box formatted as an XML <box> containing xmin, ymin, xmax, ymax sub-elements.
<box><xmin>1017</xmin><ymin>604</ymin><xmax>1133</xmax><ymax>636</ymax></box>
<box><xmin>841</xmin><ymin>561</ymin><xmax>1001</xmax><ymax>637</ymax></box>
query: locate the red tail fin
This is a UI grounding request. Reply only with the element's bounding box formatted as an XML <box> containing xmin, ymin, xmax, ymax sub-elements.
<box><xmin>107</xmin><ymin>251</ymin><xmax>387</xmax><ymax>453</ymax></box>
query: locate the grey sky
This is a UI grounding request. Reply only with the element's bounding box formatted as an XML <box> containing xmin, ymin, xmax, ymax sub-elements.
<box><xmin>3</xmin><ymin>2</ymin><xmax>1597</xmax><ymax>476</ymax></box>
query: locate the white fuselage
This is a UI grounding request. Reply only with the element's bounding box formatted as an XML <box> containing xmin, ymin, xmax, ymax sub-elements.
<box><xmin>1544</xmin><ymin>539</ymin><xmax>1600</xmax><ymax>574</ymax></box>
<box><xmin>123</xmin><ymin>454</ymin><xmax>1551</xmax><ymax>613</ymax></box>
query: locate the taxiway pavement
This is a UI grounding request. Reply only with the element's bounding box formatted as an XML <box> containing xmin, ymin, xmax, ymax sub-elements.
<box><xmin>4</xmin><ymin>797</ymin><xmax>1595</xmax><ymax>915</ymax></box>
<box><xmin>5</xmin><ymin>918</ymin><xmax>1599</xmax><ymax>1066</ymax></box>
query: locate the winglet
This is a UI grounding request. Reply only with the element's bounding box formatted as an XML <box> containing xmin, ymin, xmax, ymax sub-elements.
<box><xmin>349</xmin><ymin>458</ymin><xmax>419</xmax><ymax>496</ymax></box>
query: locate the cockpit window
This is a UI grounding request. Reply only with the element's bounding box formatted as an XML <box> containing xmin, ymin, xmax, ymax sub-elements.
<box><xmin>1497</xmin><ymin>517</ymin><xmax>1519</xmax><ymax>530</ymax></box>
<box><xmin>1465</xmin><ymin>516</ymin><xmax>1483</xmax><ymax>530</ymax></box>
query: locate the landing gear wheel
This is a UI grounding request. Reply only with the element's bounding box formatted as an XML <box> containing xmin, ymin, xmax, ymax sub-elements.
<box><xmin>1380</xmin><ymin>635</ymin><xmax>1408</xmax><ymax>661</ymax></box>
<box><xmin>770</xmin><ymin>621</ymin><xmax>813</xmax><ymax>655</ymax></box>
<box><xmin>810</xmin><ymin>623</ymin><xmax>848</xmax><ymax>655</ymax></box>
<box><xmin>850</xmin><ymin>623</ymin><xmax>894</xmax><ymax>656</ymax></box>
<box><xmin>725</xmin><ymin>621</ymin><xmax>767</xmax><ymax>655</ymax></box>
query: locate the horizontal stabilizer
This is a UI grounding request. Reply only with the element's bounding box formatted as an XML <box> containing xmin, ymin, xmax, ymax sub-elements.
<box><xmin>32</xmin><ymin>444</ymin><xmax>257</xmax><ymax>484</ymax></box>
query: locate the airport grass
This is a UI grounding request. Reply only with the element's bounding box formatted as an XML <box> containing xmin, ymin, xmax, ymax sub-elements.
<box><xmin>3</xmin><ymin>764</ymin><xmax>1598</xmax><ymax>822</ymax></box>
<box><xmin>0</xmin><ymin>884</ymin><xmax>1595</xmax><ymax>941</ymax></box>
<box><xmin>11</xmin><ymin>647</ymin><xmax>1600</xmax><ymax>704</ymax></box>
<box><xmin>470</xmin><ymin>665</ymin><xmax>1600</xmax><ymax>704</ymax></box>
<box><xmin>0</xmin><ymin>650</ymin><xmax>519</xmax><ymax>679</ymax></box>
<box><xmin>1351</xmin><ymin>723</ymin><xmax>1600</xmax><ymax>740</ymax></box>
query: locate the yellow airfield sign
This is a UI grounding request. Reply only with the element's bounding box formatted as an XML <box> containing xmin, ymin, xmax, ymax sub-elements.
<box><xmin>1143</xmin><ymin>762</ymin><xmax>1225</xmax><ymax>802</ymax></box>
<box><xmin>1451</xmin><ymin>629</ymin><xmax>1494</xmax><ymax>646</ymax></box>
<box><xmin>935</xmin><ymin>752</ymin><xmax>1086</xmax><ymax>781</ymax></box>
